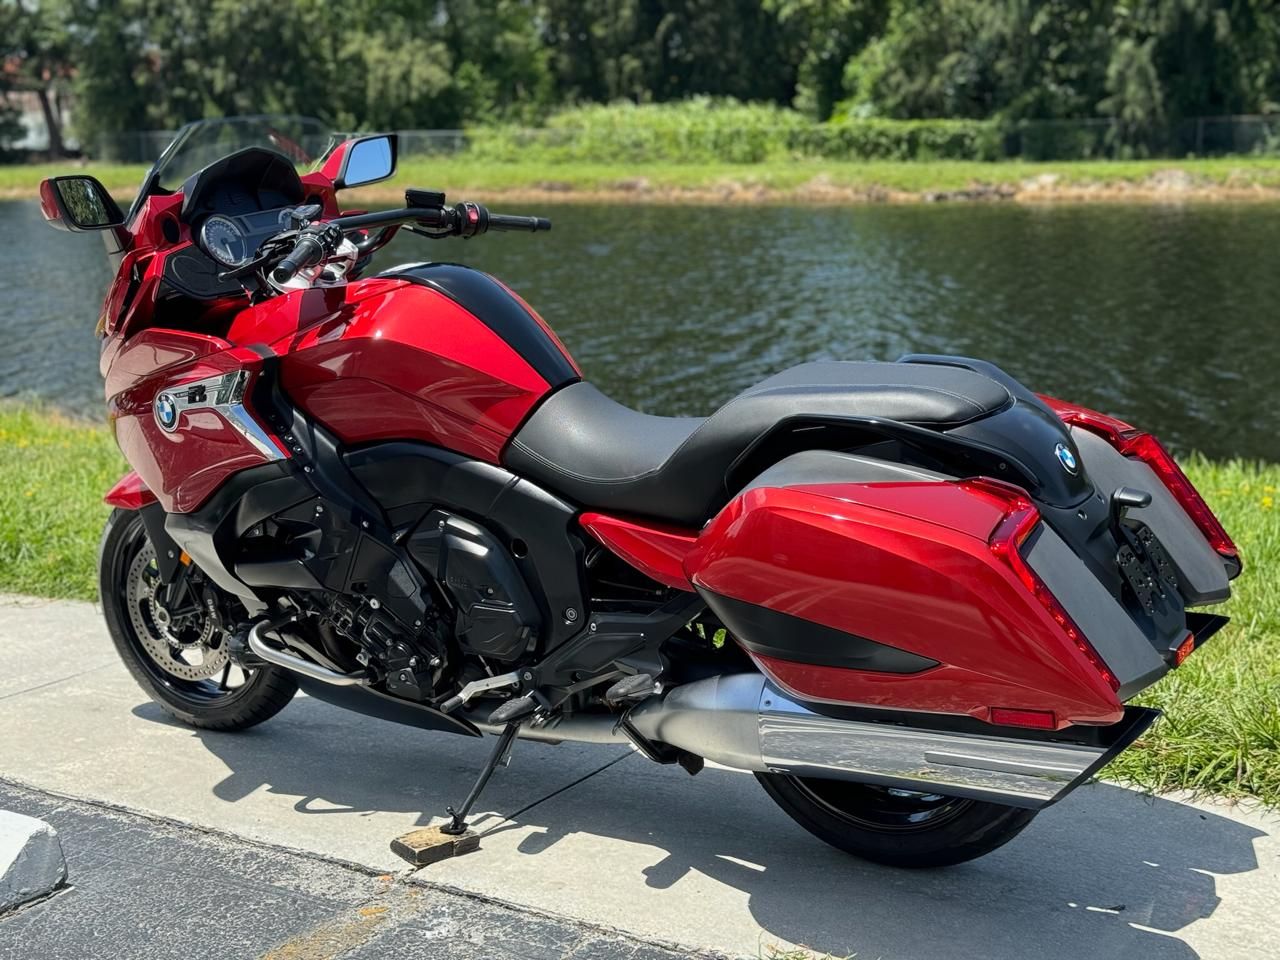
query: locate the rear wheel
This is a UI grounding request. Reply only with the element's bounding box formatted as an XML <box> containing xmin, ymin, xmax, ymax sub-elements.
<box><xmin>99</xmin><ymin>508</ymin><xmax>297</xmax><ymax>731</ymax></box>
<box><xmin>756</xmin><ymin>773</ymin><xmax>1038</xmax><ymax>868</ymax></box>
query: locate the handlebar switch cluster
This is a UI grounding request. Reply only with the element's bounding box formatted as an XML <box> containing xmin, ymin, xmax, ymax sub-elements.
<box><xmin>454</xmin><ymin>201</ymin><xmax>489</xmax><ymax>239</ymax></box>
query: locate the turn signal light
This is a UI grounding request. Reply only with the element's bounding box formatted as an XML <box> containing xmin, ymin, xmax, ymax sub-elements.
<box><xmin>962</xmin><ymin>478</ymin><xmax>1121</xmax><ymax>693</ymax></box>
<box><xmin>1039</xmin><ymin>396</ymin><xmax>1239</xmax><ymax>565</ymax></box>
<box><xmin>990</xmin><ymin>707</ymin><xmax>1057</xmax><ymax>730</ymax></box>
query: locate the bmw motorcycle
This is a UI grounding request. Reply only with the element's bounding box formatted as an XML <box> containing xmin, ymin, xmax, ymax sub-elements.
<box><xmin>40</xmin><ymin>116</ymin><xmax>1240</xmax><ymax>868</ymax></box>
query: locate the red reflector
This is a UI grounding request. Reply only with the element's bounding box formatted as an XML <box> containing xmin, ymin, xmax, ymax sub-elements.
<box><xmin>1174</xmin><ymin>632</ymin><xmax>1196</xmax><ymax>666</ymax></box>
<box><xmin>990</xmin><ymin>707</ymin><xmax>1057</xmax><ymax>730</ymax></box>
<box><xmin>1039</xmin><ymin>395</ymin><xmax>1239</xmax><ymax>563</ymax></box>
<box><xmin>961</xmin><ymin>478</ymin><xmax>1121</xmax><ymax>693</ymax></box>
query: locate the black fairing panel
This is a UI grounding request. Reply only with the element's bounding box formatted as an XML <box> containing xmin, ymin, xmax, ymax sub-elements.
<box><xmin>381</xmin><ymin>262</ymin><xmax>579</xmax><ymax>389</ymax></box>
<box><xmin>345</xmin><ymin>442</ymin><xmax>588</xmax><ymax>652</ymax></box>
<box><xmin>407</xmin><ymin>509</ymin><xmax>542</xmax><ymax>662</ymax></box>
<box><xmin>705</xmin><ymin>591</ymin><xmax>939</xmax><ymax>674</ymax></box>
<box><xmin>1070</xmin><ymin>426</ymin><xmax>1230</xmax><ymax>604</ymax></box>
<box><xmin>900</xmin><ymin>355</ymin><xmax>1093</xmax><ymax>509</ymax></box>
<box><xmin>179</xmin><ymin>147</ymin><xmax>305</xmax><ymax>220</ymax></box>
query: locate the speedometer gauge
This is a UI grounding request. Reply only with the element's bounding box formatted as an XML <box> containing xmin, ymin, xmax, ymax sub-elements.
<box><xmin>200</xmin><ymin>215</ymin><xmax>250</xmax><ymax>267</ymax></box>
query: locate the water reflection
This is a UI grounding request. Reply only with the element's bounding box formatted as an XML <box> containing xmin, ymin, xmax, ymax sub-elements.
<box><xmin>3</xmin><ymin>199</ymin><xmax>1277</xmax><ymax>461</ymax></box>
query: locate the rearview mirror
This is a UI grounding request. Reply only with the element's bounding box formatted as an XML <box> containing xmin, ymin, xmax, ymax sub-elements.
<box><xmin>39</xmin><ymin>176</ymin><xmax>126</xmax><ymax>232</ymax></box>
<box><xmin>333</xmin><ymin>134</ymin><xmax>398</xmax><ymax>189</ymax></box>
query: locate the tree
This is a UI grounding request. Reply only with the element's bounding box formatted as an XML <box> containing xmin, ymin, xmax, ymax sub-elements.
<box><xmin>765</xmin><ymin>0</ymin><xmax>888</xmax><ymax>120</ymax></box>
<box><xmin>64</xmin><ymin>0</ymin><xmax>150</xmax><ymax>159</ymax></box>
<box><xmin>1</xmin><ymin>0</ymin><xmax>75</xmax><ymax>157</ymax></box>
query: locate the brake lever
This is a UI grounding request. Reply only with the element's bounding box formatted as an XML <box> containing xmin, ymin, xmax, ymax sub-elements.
<box><xmin>217</xmin><ymin>232</ymin><xmax>299</xmax><ymax>283</ymax></box>
<box><xmin>217</xmin><ymin>252</ymin><xmax>277</xmax><ymax>283</ymax></box>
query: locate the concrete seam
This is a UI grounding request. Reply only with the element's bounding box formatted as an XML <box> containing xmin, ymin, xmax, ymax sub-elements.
<box><xmin>0</xmin><ymin>659</ymin><xmax>121</xmax><ymax>702</ymax></box>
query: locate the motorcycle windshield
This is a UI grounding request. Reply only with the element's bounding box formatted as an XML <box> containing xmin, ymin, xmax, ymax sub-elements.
<box><xmin>132</xmin><ymin>115</ymin><xmax>338</xmax><ymax>214</ymax></box>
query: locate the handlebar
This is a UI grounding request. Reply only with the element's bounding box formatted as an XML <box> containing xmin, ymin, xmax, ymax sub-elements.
<box><xmin>266</xmin><ymin>199</ymin><xmax>550</xmax><ymax>287</ymax></box>
<box><xmin>488</xmin><ymin>212</ymin><xmax>552</xmax><ymax>233</ymax></box>
<box><xmin>269</xmin><ymin>232</ymin><xmax>328</xmax><ymax>284</ymax></box>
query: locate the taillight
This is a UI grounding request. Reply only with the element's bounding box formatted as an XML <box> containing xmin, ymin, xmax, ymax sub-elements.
<box><xmin>961</xmin><ymin>478</ymin><xmax>1121</xmax><ymax>693</ymax></box>
<box><xmin>1040</xmin><ymin>396</ymin><xmax>1239</xmax><ymax>564</ymax></box>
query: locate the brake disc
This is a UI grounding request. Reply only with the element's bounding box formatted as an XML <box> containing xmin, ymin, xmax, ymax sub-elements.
<box><xmin>125</xmin><ymin>543</ymin><xmax>229</xmax><ymax>682</ymax></box>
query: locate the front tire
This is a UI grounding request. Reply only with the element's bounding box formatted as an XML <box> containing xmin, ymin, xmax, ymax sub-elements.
<box><xmin>99</xmin><ymin>508</ymin><xmax>297</xmax><ymax>731</ymax></box>
<box><xmin>756</xmin><ymin>773</ymin><xmax>1038</xmax><ymax>868</ymax></box>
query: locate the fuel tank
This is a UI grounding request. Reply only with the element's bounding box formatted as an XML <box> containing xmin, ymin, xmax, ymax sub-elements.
<box><xmin>271</xmin><ymin>263</ymin><xmax>580</xmax><ymax>463</ymax></box>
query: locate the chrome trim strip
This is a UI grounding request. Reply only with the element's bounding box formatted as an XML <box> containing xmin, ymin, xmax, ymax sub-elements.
<box><xmin>155</xmin><ymin>370</ymin><xmax>284</xmax><ymax>461</ymax></box>
<box><xmin>223</xmin><ymin>402</ymin><xmax>284</xmax><ymax>460</ymax></box>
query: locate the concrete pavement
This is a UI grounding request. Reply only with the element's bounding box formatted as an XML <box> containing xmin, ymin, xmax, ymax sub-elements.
<box><xmin>1</xmin><ymin>592</ymin><xmax>1278</xmax><ymax>959</ymax></box>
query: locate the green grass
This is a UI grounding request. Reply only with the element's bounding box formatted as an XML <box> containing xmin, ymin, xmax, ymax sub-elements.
<box><xmin>11</xmin><ymin>155</ymin><xmax>1280</xmax><ymax>203</ymax></box>
<box><xmin>1108</xmin><ymin>455</ymin><xmax>1280</xmax><ymax>805</ymax></box>
<box><xmin>0</xmin><ymin>404</ymin><xmax>123</xmax><ymax>599</ymax></box>
<box><xmin>1</xmin><ymin>403</ymin><xmax>1276</xmax><ymax>804</ymax></box>
<box><xmin>391</xmin><ymin>155</ymin><xmax>1280</xmax><ymax>195</ymax></box>
<box><xmin>0</xmin><ymin>162</ymin><xmax>149</xmax><ymax>196</ymax></box>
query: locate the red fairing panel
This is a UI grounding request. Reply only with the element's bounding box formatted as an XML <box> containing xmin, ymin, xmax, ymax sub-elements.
<box><xmin>684</xmin><ymin>482</ymin><xmax>1123</xmax><ymax>728</ymax></box>
<box><xmin>275</xmin><ymin>282</ymin><xmax>552</xmax><ymax>463</ymax></box>
<box><xmin>104</xmin><ymin>471</ymin><xmax>157</xmax><ymax>510</ymax></box>
<box><xmin>579</xmin><ymin>512</ymin><xmax>698</xmax><ymax>591</ymax></box>
<box><xmin>108</xmin><ymin>337</ymin><xmax>288</xmax><ymax>514</ymax></box>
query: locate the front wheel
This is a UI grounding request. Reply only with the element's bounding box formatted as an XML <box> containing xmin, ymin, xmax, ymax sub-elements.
<box><xmin>756</xmin><ymin>773</ymin><xmax>1038</xmax><ymax>868</ymax></box>
<box><xmin>99</xmin><ymin>508</ymin><xmax>298</xmax><ymax>731</ymax></box>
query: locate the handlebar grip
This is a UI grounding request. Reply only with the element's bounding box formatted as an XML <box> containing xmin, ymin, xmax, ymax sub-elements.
<box><xmin>486</xmin><ymin>213</ymin><xmax>552</xmax><ymax>233</ymax></box>
<box><xmin>271</xmin><ymin>234</ymin><xmax>327</xmax><ymax>284</ymax></box>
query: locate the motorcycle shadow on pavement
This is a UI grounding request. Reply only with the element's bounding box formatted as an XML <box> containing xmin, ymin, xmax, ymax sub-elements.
<box><xmin>133</xmin><ymin>696</ymin><xmax>1267</xmax><ymax>960</ymax></box>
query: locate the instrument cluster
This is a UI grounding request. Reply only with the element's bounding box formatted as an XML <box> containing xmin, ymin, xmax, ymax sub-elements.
<box><xmin>197</xmin><ymin>208</ymin><xmax>295</xmax><ymax>268</ymax></box>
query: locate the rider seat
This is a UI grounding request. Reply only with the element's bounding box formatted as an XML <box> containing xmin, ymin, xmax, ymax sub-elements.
<box><xmin>504</xmin><ymin>361</ymin><xmax>1011</xmax><ymax>526</ymax></box>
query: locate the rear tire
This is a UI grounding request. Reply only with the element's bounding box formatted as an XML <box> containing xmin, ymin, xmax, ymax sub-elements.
<box><xmin>756</xmin><ymin>773</ymin><xmax>1038</xmax><ymax>868</ymax></box>
<box><xmin>99</xmin><ymin>508</ymin><xmax>297</xmax><ymax>732</ymax></box>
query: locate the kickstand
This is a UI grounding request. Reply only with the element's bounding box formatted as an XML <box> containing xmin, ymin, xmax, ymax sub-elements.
<box><xmin>441</xmin><ymin>721</ymin><xmax>520</xmax><ymax>836</ymax></box>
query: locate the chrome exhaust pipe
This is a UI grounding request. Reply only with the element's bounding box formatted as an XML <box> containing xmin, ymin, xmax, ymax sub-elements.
<box><xmin>618</xmin><ymin>674</ymin><xmax>1156</xmax><ymax>809</ymax></box>
<box><xmin>247</xmin><ymin>616</ymin><xmax>364</xmax><ymax>686</ymax></box>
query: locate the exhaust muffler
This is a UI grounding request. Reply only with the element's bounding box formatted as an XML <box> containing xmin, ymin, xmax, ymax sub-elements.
<box><xmin>595</xmin><ymin>674</ymin><xmax>1154</xmax><ymax>809</ymax></box>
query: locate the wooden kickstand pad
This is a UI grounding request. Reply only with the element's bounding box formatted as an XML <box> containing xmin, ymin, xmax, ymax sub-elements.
<box><xmin>390</xmin><ymin>826</ymin><xmax>481</xmax><ymax>867</ymax></box>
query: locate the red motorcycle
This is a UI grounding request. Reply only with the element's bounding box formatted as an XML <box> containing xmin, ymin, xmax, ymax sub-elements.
<box><xmin>41</xmin><ymin>116</ymin><xmax>1240</xmax><ymax>868</ymax></box>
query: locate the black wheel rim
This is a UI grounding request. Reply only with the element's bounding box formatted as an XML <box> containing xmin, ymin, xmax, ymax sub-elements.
<box><xmin>788</xmin><ymin>777</ymin><xmax>976</xmax><ymax>833</ymax></box>
<box><xmin>111</xmin><ymin>514</ymin><xmax>258</xmax><ymax>708</ymax></box>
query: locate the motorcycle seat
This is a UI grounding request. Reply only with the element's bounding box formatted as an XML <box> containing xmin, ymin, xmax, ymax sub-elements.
<box><xmin>504</xmin><ymin>361</ymin><xmax>1011</xmax><ymax>527</ymax></box>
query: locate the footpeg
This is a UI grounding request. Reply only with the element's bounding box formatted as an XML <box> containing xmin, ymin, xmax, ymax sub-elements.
<box><xmin>487</xmin><ymin>695</ymin><xmax>538</xmax><ymax>725</ymax></box>
<box><xmin>605</xmin><ymin>673</ymin><xmax>656</xmax><ymax>703</ymax></box>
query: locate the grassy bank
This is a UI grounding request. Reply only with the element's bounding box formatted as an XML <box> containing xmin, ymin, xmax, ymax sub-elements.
<box><xmin>11</xmin><ymin>155</ymin><xmax>1280</xmax><ymax>205</ymax></box>
<box><xmin>1</xmin><ymin>403</ymin><xmax>1276</xmax><ymax>804</ymax></box>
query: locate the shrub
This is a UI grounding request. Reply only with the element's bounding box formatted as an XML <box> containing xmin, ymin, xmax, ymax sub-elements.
<box><xmin>464</xmin><ymin>99</ymin><xmax>1002</xmax><ymax>164</ymax></box>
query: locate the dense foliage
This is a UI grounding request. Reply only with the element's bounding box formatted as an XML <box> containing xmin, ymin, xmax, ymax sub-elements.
<box><xmin>3</xmin><ymin>0</ymin><xmax>1280</xmax><ymax>158</ymax></box>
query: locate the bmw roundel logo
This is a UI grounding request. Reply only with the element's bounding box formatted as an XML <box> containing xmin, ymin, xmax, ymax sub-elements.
<box><xmin>1055</xmin><ymin>441</ymin><xmax>1078</xmax><ymax>475</ymax></box>
<box><xmin>154</xmin><ymin>392</ymin><xmax>179</xmax><ymax>432</ymax></box>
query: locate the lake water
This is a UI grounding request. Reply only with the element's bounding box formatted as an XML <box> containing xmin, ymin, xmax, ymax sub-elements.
<box><xmin>2</xmin><ymin>198</ymin><xmax>1277</xmax><ymax>461</ymax></box>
